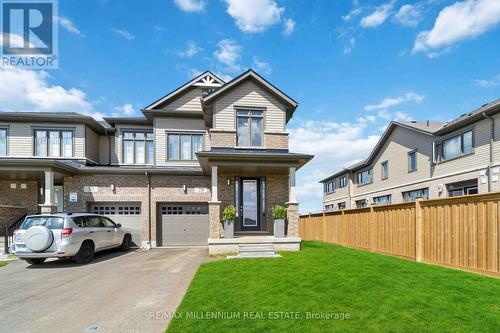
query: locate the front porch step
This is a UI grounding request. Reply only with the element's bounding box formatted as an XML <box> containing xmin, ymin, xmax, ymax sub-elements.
<box><xmin>227</xmin><ymin>243</ymin><xmax>280</xmax><ymax>259</ymax></box>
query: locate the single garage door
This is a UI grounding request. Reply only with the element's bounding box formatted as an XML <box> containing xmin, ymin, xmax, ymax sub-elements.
<box><xmin>159</xmin><ymin>203</ymin><xmax>209</xmax><ymax>246</ymax></box>
<box><xmin>90</xmin><ymin>202</ymin><xmax>142</xmax><ymax>246</ymax></box>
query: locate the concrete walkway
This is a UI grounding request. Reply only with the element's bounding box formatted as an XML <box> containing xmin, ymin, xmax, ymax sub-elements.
<box><xmin>0</xmin><ymin>247</ymin><xmax>207</xmax><ymax>333</ymax></box>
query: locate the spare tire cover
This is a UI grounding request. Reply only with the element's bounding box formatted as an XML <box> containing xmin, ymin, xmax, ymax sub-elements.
<box><xmin>24</xmin><ymin>226</ymin><xmax>54</xmax><ymax>252</ymax></box>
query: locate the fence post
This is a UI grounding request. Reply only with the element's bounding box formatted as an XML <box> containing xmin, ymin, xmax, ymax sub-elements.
<box><xmin>415</xmin><ymin>198</ymin><xmax>423</xmax><ymax>262</ymax></box>
<box><xmin>370</xmin><ymin>206</ymin><xmax>375</xmax><ymax>252</ymax></box>
<box><xmin>322</xmin><ymin>212</ymin><xmax>327</xmax><ymax>243</ymax></box>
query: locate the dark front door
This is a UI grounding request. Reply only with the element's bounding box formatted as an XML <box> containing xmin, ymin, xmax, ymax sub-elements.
<box><xmin>239</xmin><ymin>178</ymin><xmax>260</xmax><ymax>231</ymax></box>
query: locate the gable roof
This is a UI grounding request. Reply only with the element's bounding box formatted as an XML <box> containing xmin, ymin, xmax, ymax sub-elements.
<box><xmin>202</xmin><ymin>69</ymin><xmax>298</xmax><ymax>110</ymax></box>
<box><xmin>143</xmin><ymin>71</ymin><xmax>225</xmax><ymax>110</ymax></box>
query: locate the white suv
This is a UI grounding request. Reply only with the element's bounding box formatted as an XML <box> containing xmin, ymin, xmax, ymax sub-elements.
<box><xmin>10</xmin><ymin>213</ymin><xmax>132</xmax><ymax>265</ymax></box>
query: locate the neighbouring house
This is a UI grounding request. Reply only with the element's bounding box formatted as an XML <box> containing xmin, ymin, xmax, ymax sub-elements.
<box><xmin>0</xmin><ymin>69</ymin><xmax>313</xmax><ymax>252</ymax></box>
<box><xmin>321</xmin><ymin>100</ymin><xmax>500</xmax><ymax>211</ymax></box>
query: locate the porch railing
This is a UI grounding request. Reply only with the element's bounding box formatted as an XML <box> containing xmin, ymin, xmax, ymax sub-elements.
<box><xmin>3</xmin><ymin>214</ymin><xmax>26</xmax><ymax>254</ymax></box>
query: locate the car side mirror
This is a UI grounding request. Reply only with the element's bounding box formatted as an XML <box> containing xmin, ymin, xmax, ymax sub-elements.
<box><xmin>116</xmin><ymin>223</ymin><xmax>122</xmax><ymax>228</ymax></box>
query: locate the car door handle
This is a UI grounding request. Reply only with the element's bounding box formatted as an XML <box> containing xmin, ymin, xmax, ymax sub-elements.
<box><xmin>89</xmin><ymin>231</ymin><xmax>94</xmax><ymax>233</ymax></box>
<box><xmin>107</xmin><ymin>230</ymin><xmax>112</xmax><ymax>232</ymax></box>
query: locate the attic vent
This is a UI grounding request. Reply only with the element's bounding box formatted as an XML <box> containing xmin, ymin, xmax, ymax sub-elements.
<box><xmin>410</xmin><ymin>120</ymin><xmax>417</xmax><ymax>123</ymax></box>
<box><xmin>481</xmin><ymin>103</ymin><xmax>489</xmax><ymax>107</ymax></box>
<box><xmin>460</xmin><ymin>113</ymin><xmax>466</xmax><ymax>117</ymax></box>
<box><xmin>468</xmin><ymin>112</ymin><xmax>473</xmax><ymax>116</ymax></box>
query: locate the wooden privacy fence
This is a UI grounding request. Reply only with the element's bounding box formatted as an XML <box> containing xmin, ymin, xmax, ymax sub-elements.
<box><xmin>300</xmin><ymin>192</ymin><xmax>500</xmax><ymax>277</ymax></box>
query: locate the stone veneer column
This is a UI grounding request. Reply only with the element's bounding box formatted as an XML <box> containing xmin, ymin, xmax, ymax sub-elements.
<box><xmin>286</xmin><ymin>202</ymin><xmax>299</xmax><ymax>237</ymax></box>
<box><xmin>209</xmin><ymin>201</ymin><xmax>221</xmax><ymax>238</ymax></box>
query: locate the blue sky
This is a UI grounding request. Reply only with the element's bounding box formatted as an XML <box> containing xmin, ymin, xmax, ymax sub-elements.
<box><xmin>0</xmin><ymin>0</ymin><xmax>499</xmax><ymax>213</ymax></box>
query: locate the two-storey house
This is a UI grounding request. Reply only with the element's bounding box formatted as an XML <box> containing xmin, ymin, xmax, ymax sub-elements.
<box><xmin>0</xmin><ymin>70</ymin><xmax>313</xmax><ymax>253</ymax></box>
<box><xmin>321</xmin><ymin>100</ymin><xmax>500</xmax><ymax>211</ymax></box>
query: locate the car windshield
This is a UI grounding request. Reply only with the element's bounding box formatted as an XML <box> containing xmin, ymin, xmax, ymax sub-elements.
<box><xmin>20</xmin><ymin>216</ymin><xmax>64</xmax><ymax>230</ymax></box>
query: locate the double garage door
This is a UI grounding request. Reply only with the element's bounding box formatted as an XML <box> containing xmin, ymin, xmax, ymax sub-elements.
<box><xmin>90</xmin><ymin>203</ymin><xmax>142</xmax><ymax>246</ymax></box>
<box><xmin>158</xmin><ymin>203</ymin><xmax>209</xmax><ymax>246</ymax></box>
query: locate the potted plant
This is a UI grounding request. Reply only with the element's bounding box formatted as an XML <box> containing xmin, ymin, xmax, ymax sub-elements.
<box><xmin>272</xmin><ymin>205</ymin><xmax>287</xmax><ymax>238</ymax></box>
<box><xmin>221</xmin><ymin>204</ymin><xmax>236</xmax><ymax>239</ymax></box>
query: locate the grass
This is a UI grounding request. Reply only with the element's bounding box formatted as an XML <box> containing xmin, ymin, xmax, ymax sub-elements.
<box><xmin>0</xmin><ymin>262</ymin><xmax>8</xmax><ymax>267</ymax></box>
<box><xmin>167</xmin><ymin>241</ymin><xmax>500</xmax><ymax>333</ymax></box>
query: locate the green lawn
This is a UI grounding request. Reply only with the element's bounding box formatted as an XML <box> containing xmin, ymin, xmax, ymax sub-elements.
<box><xmin>0</xmin><ymin>262</ymin><xmax>7</xmax><ymax>267</ymax></box>
<box><xmin>167</xmin><ymin>241</ymin><xmax>500</xmax><ymax>333</ymax></box>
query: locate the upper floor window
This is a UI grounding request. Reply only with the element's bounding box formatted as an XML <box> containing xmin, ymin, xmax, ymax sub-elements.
<box><xmin>35</xmin><ymin>129</ymin><xmax>73</xmax><ymax>157</ymax></box>
<box><xmin>167</xmin><ymin>133</ymin><xmax>203</xmax><ymax>161</ymax></box>
<box><xmin>402</xmin><ymin>188</ymin><xmax>428</xmax><ymax>202</ymax></box>
<box><xmin>437</xmin><ymin>130</ymin><xmax>473</xmax><ymax>162</ymax></box>
<box><xmin>0</xmin><ymin>128</ymin><xmax>6</xmax><ymax>156</ymax></box>
<box><xmin>381</xmin><ymin>161</ymin><xmax>388</xmax><ymax>180</ymax></box>
<box><xmin>357</xmin><ymin>169</ymin><xmax>372</xmax><ymax>185</ymax></box>
<box><xmin>339</xmin><ymin>175</ymin><xmax>347</xmax><ymax>188</ymax></box>
<box><xmin>123</xmin><ymin>131</ymin><xmax>153</xmax><ymax>164</ymax></box>
<box><xmin>236</xmin><ymin>109</ymin><xmax>263</xmax><ymax>147</ymax></box>
<box><xmin>324</xmin><ymin>180</ymin><xmax>336</xmax><ymax>193</ymax></box>
<box><xmin>408</xmin><ymin>150</ymin><xmax>417</xmax><ymax>172</ymax></box>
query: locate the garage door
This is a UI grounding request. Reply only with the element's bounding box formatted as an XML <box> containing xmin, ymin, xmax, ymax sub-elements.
<box><xmin>90</xmin><ymin>203</ymin><xmax>142</xmax><ymax>246</ymax></box>
<box><xmin>159</xmin><ymin>203</ymin><xmax>209</xmax><ymax>246</ymax></box>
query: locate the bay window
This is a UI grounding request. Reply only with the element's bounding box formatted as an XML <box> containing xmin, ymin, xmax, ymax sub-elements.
<box><xmin>167</xmin><ymin>133</ymin><xmax>203</xmax><ymax>160</ymax></box>
<box><xmin>35</xmin><ymin>129</ymin><xmax>73</xmax><ymax>157</ymax></box>
<box><xmin>0</xmin><ymin>128</ymin><xmax>6</xmax><ymax>156</ymax></box>
<box><xmin>123</xmin><ymin>131</ymin><xmax>153</xmax><ymax>164</ymax></box>
<box><xmin>236</xmin><ymin>109</ymin><xmax>263</xmax><ymax>147</ymax></box>
<box><xmin>436</xmin><ymin>130</ymin><xmax>473</xmax><ymax>162</ymax></box>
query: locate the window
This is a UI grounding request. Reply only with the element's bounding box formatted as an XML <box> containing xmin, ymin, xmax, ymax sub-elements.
<box><xmin>160</xmin><ymin>204</ymin><xmax>208</xmax><ymax>215</ymax></box>
<box><xmin>338</xmin><ymin>202</ymin><xmax>346</xmax><ymax>210</ymax></box>
<box><xmin>373</xmin><ymin>195</ymin><xmax>391</xmax><ymax>205</ymax></box>
<box><xmin>408</xmin><ymin>151</ymin><xmax>417</xmax><ymax>172</ymax></box>
<box><xmin>402</xmin><ymin>188</ymin><xmax>428</xmax><ymax>202</ymax></box>
<box><xmin>0</xmin><ymin>128</ymin><xmax>6</xmax><ymax>156</ymax></box>
<box><xmin>324</xmin><ymin>180</ymin><xmax>336</xmax><ymax>193</ymax></box>
<box><xmin>355</xmin><ymin>199</ymin><xmax>367</xmax><ymax>208</ymax></box>
<box><xmin>85</xmin><ymin>216</ymin><xmax>105</xmax><ymax>228</ymax></box>
<box><xmin>93</xmin><ymin>204</ymin><xmax>141</xmax><ymax>215</ymax></box>
<box><xmin>447</xmin><ymin>180</ymin><xmax>478</xmax><ymax>197</ymax></box>
<box><xmin>381</xmin><ymin>161</ymin><xmax>388</xmax><ymax>180</ymax></box>
<box><xmin>21</xmin><ymin>216</ymin><xmax>63</xmax><ymax>230</ymax></box>
<box><xmin>325</xmin><ymin>204</ymin><xmax>334</xmax><ymax>212</ymax></box>
<box><xmin>34</xmin><ymin>130</ymin><xmax>73</xmax><ymax>157</ymax></box>
<box><xmin>339</xmin><ymin>176</ymin><xmax>347</xmax><ymax>188</ymax></box>
<box><xmin>236</xmin><ymin>109</ymin><xmax>263</xmax><ymax>147</ymax></box>
<box><xmin>167</xmin><ymin>133</ymin><xmax>203</xmax><ymax>160</ymax></box>
<box><xmin>100</xmin><ymin>217</ymin><xmax>117</xmax><ymax>228</ymax></box>
<box><xmin>437</xmin><ymin>130</ymin><xmax>473</xmax><ymax>162</ymax></box>
<box><xmin>357</xmin><ymin>169</ymin><xmax>372</xmax><ymax>185</ymax></box>
<box><xmin>123</xmin><ymin>131</ymin><xmax>153</xmax><ymax>164</ymax></box>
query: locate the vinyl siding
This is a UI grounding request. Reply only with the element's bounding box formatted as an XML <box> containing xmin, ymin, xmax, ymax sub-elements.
<box><xmin>433</xmin><ymin>118</ymin><xmax>491</xmax><ymax>177</ymax></box>
<box><xmin>323</xmin><ymin>175</ymin><xmax>350</xmax><ymax>206</ymax></box>
<box><xmin>154</xmin><ymin>116</ymin><xmax>208</xmax><ymax>166</ymax></box>
<box><xmin>1</xmin><ymin>122</ymin><xmax>85</xmax><ymax>158</ymax></box>
<box><xmin>99</xmin><ymin>135</ymin><xmax>110</xmax><ymax>165</ymax></box>
<box><xmin>85</xmin><ymin>126</ymin><xmax>99</xmax><ymax>163</ymax></box>
<box><xmin>158</xmin><ymin>87</ymin><xmax>203</xmax><ymax>112</ymax></box>
<box><xmin>356</xmin><ymin>127</ymin><xmax>433</xmax><ymax>194</ymax></box>
<box><xmin>213</xmin><ymin>80</ymin><xmax>286</xmax><ymax>133</ymax></box>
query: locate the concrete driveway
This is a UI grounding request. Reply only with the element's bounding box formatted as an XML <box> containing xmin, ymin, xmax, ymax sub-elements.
<box><xmin>0</xmin><ymin>247</ymin><xmax>208</xmax><ymax>333</ymax></box>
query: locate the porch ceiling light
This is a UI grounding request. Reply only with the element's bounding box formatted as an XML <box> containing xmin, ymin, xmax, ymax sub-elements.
<box><xmin>183</xmin><ymin>184</ymin><xmax>187</xmax><ymax>193</ymax></box>
<box><xmin>226</xmin><ymin>178</ymin><xmax>231</xmax><ymax>186</ymax></box>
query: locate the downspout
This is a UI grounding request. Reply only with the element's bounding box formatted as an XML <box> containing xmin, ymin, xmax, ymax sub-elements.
<box><xmin>347</xmin><ymin>172</ymin><xmax>352</xmax><ymax>209</ymax></box>
<box><xmin>145</xmin><ymin>171</ymin><xmax>152</xmax><ymax>250</ymax></box>
<box><xmin>483</xmin><ymin>112</ymin><xmax>494</xmax><ymax>192</ymax></box>
<box><xmin>104</xmin><ymin>128</ymin><xmax>111</xmax><ymax>165</ymax></box>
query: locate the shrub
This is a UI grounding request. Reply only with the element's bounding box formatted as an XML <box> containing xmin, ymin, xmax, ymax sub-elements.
<box><xmin>221</xmin><ymin>204</ymin><xmax>236</xmax><ymax>223</ymax></box>
<box><xmin>272</xmin><ymin>205</ymin><xmax>287</xmax><ymax>220</ymax></box>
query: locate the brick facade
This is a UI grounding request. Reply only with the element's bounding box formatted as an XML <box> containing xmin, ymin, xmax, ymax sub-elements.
<box><xmin>0</xmin><ymin>205</ymin><xmax>26</xmax><ymax>234</ymax></box>
<box><xmin>286</xmin><ymin>202</ymin><xmax>299</xmax><ymax>237</ymax></box>
<box><xmin>210</xmin><ymin>130</ymin><xmax>236</xmax><ymax>147</ymax></box>
<box><xmin>264</xmin><ymin>132</ymin><xmax>289</xmax><ymax>150</ymax></box>
<box><xmin>0</xmin><ymin>180</ymin><xmax>39</xmax><ymax>215</ymax></box>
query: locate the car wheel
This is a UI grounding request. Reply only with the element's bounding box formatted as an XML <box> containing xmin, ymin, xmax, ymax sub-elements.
<box><xmin>74</xmin><ymin>241</ymin><xmax>95</xmax><ymax>264</ymax></box>
<box><xmin>120</xmin><ymin>234</ymin><xmax>131</xmax><ymax>252</ymax></box>
<box><xmin>25</xmin><ymin>258</ymin><xmax>46</xmax><ymax>265</ymax></box>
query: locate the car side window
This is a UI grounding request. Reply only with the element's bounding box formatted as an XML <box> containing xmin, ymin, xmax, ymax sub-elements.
<box><xmin>85</xmin><ymin>216</ymin><xmax>105</xmax><ymax>228</ymax></box>
<box><xmin>72</xmin><ymin>216</ymin><xmax>86</xmax><ymax>227</ymax></box>
<box><xmin>100</xmin><ymin>217</ymin><xmax>116</xmax><ymax>228</ymax></box>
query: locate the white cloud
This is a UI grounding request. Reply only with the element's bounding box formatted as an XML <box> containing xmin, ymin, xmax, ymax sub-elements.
<box><xmin>112</xmin><ymin>28</ymin><xmax>135</xmax><ymax>40</ymax></box>
<box><xmin>394</xmin><ymin>111</ymin><xmax>413</xmax><ymax>121</ymax></box>
<box><xmin>343</xmin><ymin>37</ymin><xmax>356</xmax><ymax>54</ymax></box>
<box><xmin>473</xmin><ymin>73</ymin><xmax>500</xmax><ymax>87</ymax></box>
<box><xmin>360</xmin><ymin>0</ymin><xmax>395</xmax><ymax>28</ymax></box>
<box><xmin>364</xmin><ymin>92</ymin><xmax>425</xmax><ymax>111</ymax></box>
<box><xmin>393</xmin><ymin>4</ymin><xmax>422</xmax><ymax>27</ymax></box>
<box><xmin>282</xmin><ymin>18</ymin><xmax>295</xmax><ymax>36</ymax></box>
<box><xmin>177</xmin><ymin>41</ymin><xmax>202</xmax><ymax>58</ymax></box>
<box><xmin>252</xmin><ymin>57</ymin><xmax>272</xmax><ymax>75</ymax></box>
<box><xmin>214</xmin><ymin>39</ymin><xmax>242</xmax><ymax>73</ymax></box>
<box><xmin>342</xmin><ymin>7</ymin><xmax>362</xmax><ymax>21</ymax></box>
<box><xmin>289</xmin><ymin>119</ymin><xmax>380</xmax><ymax>213</ymax></box>
<box><xmin>112</xmin><ymin>103</ymin><xmax>135</xmax><ymax>117</ymax></box>
<box><xmin>413</xmin><ymin>0</ymin><xmax>500</xmax><ymax>53</ymax></box>
<box><xmin>56</xmin><ymin>16</ymin><xmax>82</xmax><ymax>35</ymax></box>
<box><xmin>224</xmin><ymin>0</ymin><xmax>284</xmax><ymax>33</ymax></box>
<box><xmin>0</xmin><ymin>33</ymin><xmax>35</xmax><ymax>49</ymax></box>
<box><xmin>0</xmin><ymin>67</ymin><xmax>102</xmax><ymax>119</ymax></box>
<box><xmin>173</xmin><ymin>0</ymin><xmax>205</xmax><ymax>12</ymax></box>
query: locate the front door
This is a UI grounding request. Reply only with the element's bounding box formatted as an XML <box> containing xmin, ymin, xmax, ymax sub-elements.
<box><xmin>54</xmin><ymin>186</ymin><xmax>64</xmax><ymax>212</ymax></box>
<box><xmin>240</xmin><ymin>178</ymin><xmax>260</xmax><ymax>231</ymax></box>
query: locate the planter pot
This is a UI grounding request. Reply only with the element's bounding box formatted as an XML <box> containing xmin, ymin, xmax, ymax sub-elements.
<box><xmin>223</xmin><ymin>220</ymin><xmax>234</xmax><ymax>239</ymax></box>
<box><xmin>274</xmin><ymin>219</ymin><xmax>285</xmax><ymax>238</ymax></box>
